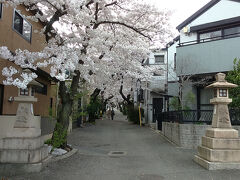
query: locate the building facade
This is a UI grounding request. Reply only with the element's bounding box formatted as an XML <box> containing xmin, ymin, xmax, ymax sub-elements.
<box><xmin>175</xmin><ymin>0</ymin><xmax>240</xmax><ymax>111</ymax></box>
<box><xmin>0</xmin><ymin>3</ymin><xmax>57</xmax><ymax>138</ymax></box>
<box><xmin>140</xmin><ymin>49</ymin><xmax>168</xmax><ymax>126</ymax></box>
<box><xmin>166</xmin><ymin>36</ymin><xmax>180</xmax><ymax>111</ymax></box>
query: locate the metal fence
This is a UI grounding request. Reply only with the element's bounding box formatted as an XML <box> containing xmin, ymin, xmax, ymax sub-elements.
<box><xmin>156</xmin><ymin>109</ymin><xmax>240</xmax><ymax>130</ymax></box>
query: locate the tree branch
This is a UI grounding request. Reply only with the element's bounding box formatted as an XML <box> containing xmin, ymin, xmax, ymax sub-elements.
<box><xmin>105</xmin><ymin>1</ymin><xmax>117</xmax><ymax>7</ymax></box>
<box><xmin>86</xmin><ymin>0</ymin><xmax>94</xmax><ymax>8</ymax></box>
<box><xmin>119</xmin><ymin>84</ymin><xmax>132</xmax><ymax>105</ymax></box>
<box><xmin>91</xmin><ymin>88</ymin><xmax>101</xmax><ymax>102</ymax></box>
<box><xmin>94</xmin><ymin>2</ymin><xmax>99</xmax><ymax>21</ymax></box>
<box><xmin>104</xmin><ymin>95</ymin><xmax>114</xmax><ymax>104</ymax></box>
<box><xmin>44</xmin><ymin>8</ymin><xmax>67</xmax><ymax>42</ymax></box>
<box><xmin>94</xmin><ymin>21</ymin><xmax>151</xmax><ymax>40</ymax></box>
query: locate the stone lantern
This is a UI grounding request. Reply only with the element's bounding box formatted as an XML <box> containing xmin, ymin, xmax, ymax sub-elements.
<box><xmin>0</xmin><ymin>76</ymin><xmax>48</xmax><ymax>175</ymax></box>
<box><xmin>12</xmin><ymin>79</ymin><xmax>43</xmax><ymax>136</ymax></box>
<box><xmin>207</xmin><ymin>73</ymin><xmax>237</xmax><ymax>129</ymax></box>
<box><xmin>194</xmin><ymin>73</ymin><xmax>240</xmax><ymax>170</ymax></box>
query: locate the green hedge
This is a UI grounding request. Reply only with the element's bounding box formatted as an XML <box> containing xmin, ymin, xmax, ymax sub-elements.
<box><xmin>126</xmin><ymin>105</ymin><xmax>144</xmax><ymax>124</ymax></box>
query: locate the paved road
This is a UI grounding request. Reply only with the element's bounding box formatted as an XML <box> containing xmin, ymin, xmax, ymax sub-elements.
<box><xmin>10</xmin><ymin>111</ymin><xmax>240</xmax><ymax>180</ymax></box>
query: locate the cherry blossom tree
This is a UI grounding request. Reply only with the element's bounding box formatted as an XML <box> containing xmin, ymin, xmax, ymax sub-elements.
<box><xmin>0</xmin><ymin>0</ymin><xmax>172</xmax><ymax>147</ymax></box>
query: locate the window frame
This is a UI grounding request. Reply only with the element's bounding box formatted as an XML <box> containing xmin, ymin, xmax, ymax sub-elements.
<box><xmin>223</xmin><ymin>26</ymin><xmax>240</xmax><ymax>38</ymax></box>
<box><xmin>32</xmin><ymin>80</ymin><xmax>47</xmax><ymax>95</ymax></box>
<box><xmin>219</xmin><ymin>89</ymin><xmax>227</xmax><ymax>97</ymax></box>
<box><xmin>154</xmin><ymin>55</ymin><xmax>164</xmax><ymax>64</ymax></box>
<box><xmin>198</xmin><ymin>29</ymin><xmax>222</xmax><ymax>42</ymax></box>
<box><xmin>197</xmin><ymin>23</ymin><xmax>240</xmax><ymax>43</ymax></box>
<box><xmin>20</xmin><ymin>88</ymin><xmax>29</xmax><ymax>96</ymax></box>
<box><xmin>12</xmin><ymin>9</ymin><xmax>32</xmax><ymax>43</ymax></box>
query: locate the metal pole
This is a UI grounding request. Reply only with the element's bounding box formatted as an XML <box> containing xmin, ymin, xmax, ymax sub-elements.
<box><xmin>139</xmin><ymin>105</ymin><xmax>142</xmax><ymax>126</ymax></box>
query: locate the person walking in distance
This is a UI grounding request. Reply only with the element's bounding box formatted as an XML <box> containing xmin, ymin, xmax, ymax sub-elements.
<box><xmin>111</xmin><ymin>108</ymin><xmax>115</xmax><ymax>120</ymax></box>
<box><xmin>107</xmin><ymin>108</ymin><xmax>111</xmax><ymax>120</ymax></box>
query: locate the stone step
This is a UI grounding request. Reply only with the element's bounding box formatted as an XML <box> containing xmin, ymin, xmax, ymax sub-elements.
<box><xmin>206</xmin><ymin>128</ymin><xmax>239</xmax><ymax>138</ymax></box>
<box><xmin>202</xmin><ymin>136</ymin><xmax>240</xmax><ymax>149</ymax></box>
<box><xmin>0</xmin><ymin>136</ymin><xmax>44</xmax><ymax>150</ymax></box>
<box><xmin>194</xmin><ymin>155</ymin><xmax>240</xmax><ymax>170</ymax></box>
<box><xmin>0</xmin><ymin>145</ymin><xmax>48</xmax><ymax>163</ymax></box>
<box><xmin>198</xmin><ymin>146</ymin><xmax>240</xmax><ymax>162</ymax></box>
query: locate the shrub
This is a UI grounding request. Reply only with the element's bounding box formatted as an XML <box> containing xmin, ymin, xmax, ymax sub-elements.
<box><xmin>51</xmin><ymin>123</ymin><xmax>68</xmax><ymax>149</ymax></box>
<box><xmin>126</xmin><ymin>105</ymin><xmax>144</xmax><ymax>124</ymax></box>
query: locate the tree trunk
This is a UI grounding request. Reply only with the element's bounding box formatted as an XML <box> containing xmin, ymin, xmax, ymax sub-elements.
<box><xmin>51</xmin><ymin>70</ymin><xmax>81</xmax><ymax>148</ymax></box>
<box><xmin>119</xmin><ymin>84</ymin><xmax>133</xmax><ymax>105</ymax></box>
<box><xmin>88</xmin><ymin>88</ymin><xmax>101</xmax><ymax>122</ymax></box>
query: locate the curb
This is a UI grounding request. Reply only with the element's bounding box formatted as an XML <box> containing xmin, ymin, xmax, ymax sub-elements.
<box><xmin>43</xmin><ymin>148</ymin><xmax>78</xmax><ymax>164</ymax></box>
<box><xmin>149</xmin><ymin>127</ymin><xmax>179</xmax><ymax>147</ymax></box>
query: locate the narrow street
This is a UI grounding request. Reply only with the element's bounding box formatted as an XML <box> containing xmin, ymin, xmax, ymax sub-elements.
<box><xmin>11</xmin><ymin>111</ymin><xmax>240</xmax><ymax>180</ymax></box>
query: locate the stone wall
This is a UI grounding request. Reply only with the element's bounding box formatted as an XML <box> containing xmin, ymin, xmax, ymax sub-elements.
<box><xmin>162</xmin><ymin>122</ymin><xmax>240</xmax><ymax>149</ymax></box>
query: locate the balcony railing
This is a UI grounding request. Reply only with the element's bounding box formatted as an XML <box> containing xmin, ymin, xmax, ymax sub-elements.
<box><xmin>179</xmin><ymin>32</ymin><xmax>240</xmax><ymax>47</ymax></box>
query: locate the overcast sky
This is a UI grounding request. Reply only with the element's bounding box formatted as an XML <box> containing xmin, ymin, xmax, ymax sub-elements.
<box><xmin>147</xmin><ymin>0</ymin><xmax>211</xmax><ymax>33</ymax></box>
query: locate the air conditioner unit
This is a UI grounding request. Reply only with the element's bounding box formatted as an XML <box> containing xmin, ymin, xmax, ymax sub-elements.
<box><xmin>183</xmin><ymin>26</ymin><xmax>190</xmax><ymax>34</ymax></box>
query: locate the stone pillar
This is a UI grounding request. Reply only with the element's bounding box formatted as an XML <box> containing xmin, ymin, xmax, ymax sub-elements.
<box><xmin>194</xmin><ymin>73</ymin><xmax>240</xmax><ymax>170</ymax></box>
<box><xmin>0</xmin><ymin>80</ymin><xmax>48</xmax><ymax>176</ymax></box>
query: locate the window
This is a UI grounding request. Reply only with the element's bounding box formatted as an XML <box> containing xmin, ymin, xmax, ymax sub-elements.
<box><xmin>219</xmin><ymin>89</ymin><xmax>227</xmax><ymax>97</ymax></box>
<box><xmin>0</xmin><ymin>3</ymin><xmax>2</xmax><ymax>19</ymax></box>
<box><xmin>153</xmin><ymin>72</ymin><xmax>162</xmax><ymax>76</ymax></box>
<box><xmin>13</xmin><ymin>10</ymin><xmax>32</xmax><ymax>42</ymax></box>
<box><xmin>199</xmin><ymin>30</ymin><xmax>221</xmax><ymax>42</ymax></box>
<box><xmin>224</xmin><ymin>26</ymin><xmax>240</xmax><ymax>38</ymax></box>
<box><xmin>32</xmin><ymin>81</ymin><xmax>47</xmax><ymax>95</ymax></box>
<box><xmin>20</xmin><ymin>88</ymin><xmax>29</xmax><ymax>96</ymax></box>
<box><xmin>154</xmin><ymin>55</ymin><xmax>164</xmax><ymax>63</ymax></box>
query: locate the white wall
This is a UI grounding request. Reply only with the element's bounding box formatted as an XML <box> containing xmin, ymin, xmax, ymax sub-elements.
<box><xmin>179</xmin><ymin>31</ymin><xmax>198</xmax><ymax>45</ymax></box>
<box><xmin>179</xmin><ymin>0</ymin><xmax>240</xmax><ymax>43</ymax></box>
<box><xmin>146</xmin><ymin>50</ymin><xmax>167</xmax><ymax>92</ymax></box>
<box><xmin>192</xmin><ymin>0</ymin><xmax>240</xmax><ymax>27</ymax></box>
<box><xmin>167</xmin><ymin>41</ymin><xmax>179</xmax><ymax>82</ymax></box>
<box><xmin>142</xmin><ymin>49</ymin><xmax>168</xmax><ymax>124</ymax></box>
<box><xmin>148</xmin><ymin>50</ymin><xmax>167</xmax><ymax>65</ymax></box>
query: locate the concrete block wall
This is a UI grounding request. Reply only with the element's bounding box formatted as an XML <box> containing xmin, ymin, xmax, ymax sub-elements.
<box><xmin>179</xmin><ymin>124</ymin><xmax>210</xmax><ymax>149</ymax></box>
<box><xmin>162</xmin><ymin>122</ymin><xmax>180</xmax><ymax>146</ymax></box>
<box><xmin>162</xmin><ymin>122</ymin><xmax>240</xmax><ymax>149</ymax></box>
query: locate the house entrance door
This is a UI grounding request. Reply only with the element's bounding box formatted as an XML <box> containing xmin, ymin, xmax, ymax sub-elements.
<box><xmin>152</xmin><ymin>98</ymin><xmax>163</xmax><ymax>125</ymax></box>
<box><xmin>0</xmin><ymin>85</ymin><xmax>4</xmax><ymax>115</ymax></box>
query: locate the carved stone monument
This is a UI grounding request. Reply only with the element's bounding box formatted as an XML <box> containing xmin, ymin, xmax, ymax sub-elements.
<box><xmin>0</xmin><ymin>80</ymin><xmax>48</xmax><ymax>176</ymax></box>
<box><xmin>194</xmin><ymin>73</ymin><xmax>240</xmax><ymax>170</ymax></box>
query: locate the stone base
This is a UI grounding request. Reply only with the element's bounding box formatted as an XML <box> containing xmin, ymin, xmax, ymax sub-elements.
<box><xmin>0</xmin><ymin>136</ymin><xmax>48</xmax><ymax>163</ymax></box>
<box><xmin>0</xmin><ymin>136</ymin><xmax>44</xmax><ymax>150</ymax></box>
<box><xmin>194</xmin><ymin>155</ymin><xmax>240</xmax><ymax>170</ymax></box>
<box><xmin>206</xmin><ymin>128</ymin><xmax>238</xmax><ymax>138</ymax></box>
<box><xmin>202</xmin><ymin>136</ymin><xmax>240</xmax><ymax>149</ymax></box>
<box><xmin>0</xmin><ymin>162</ymin><xmax>42</xmax><ymax>176</ymax></box>
<box><xmin>198</xmin><ymin>145</ymin><xmax>240</xmax><ymax>162</ymax></box>
<box><xmin>0</xmin><ymin>145</ymin><xmax>48</xmax><ymax>163</ymax></box>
